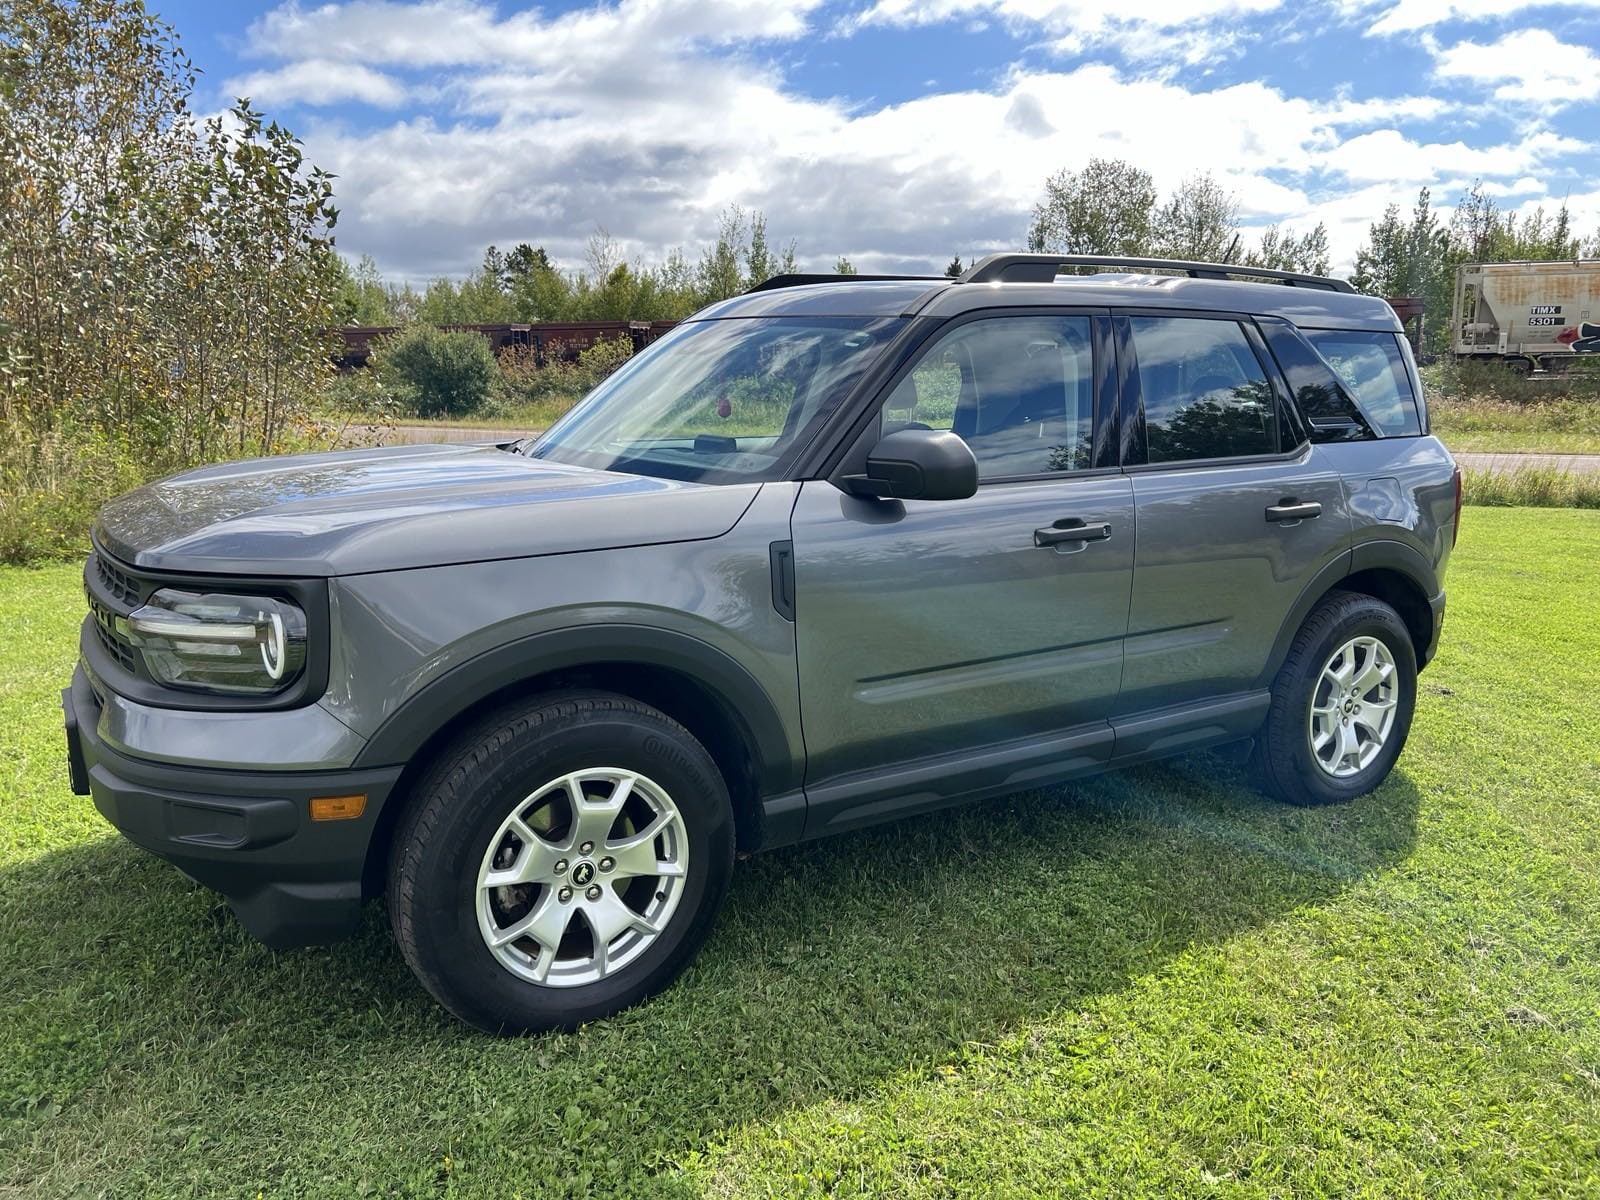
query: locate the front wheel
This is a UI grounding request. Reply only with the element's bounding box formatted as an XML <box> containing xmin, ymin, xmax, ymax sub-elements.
<box><xmin>1253</xmin><ymin>591</ymin><xmax>1418</xmax><ymax>807</ymax></box>
<box><xmin>387</xmin><ymin>691</ymin><xmax>734</xmax><ymax>1034</ymax></box>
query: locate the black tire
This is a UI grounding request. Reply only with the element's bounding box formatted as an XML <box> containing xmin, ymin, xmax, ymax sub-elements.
<box><xmin>387</xmin><ymin>690</ymin><xmax>734</xmax><ymax>1034</ymax></box>
<box><xmin>1252</xmin><ymin>591</ymin><xmax>1417</xmax><ymax>807</ymax></box>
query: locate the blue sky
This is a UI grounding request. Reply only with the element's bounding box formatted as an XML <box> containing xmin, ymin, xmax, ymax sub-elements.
<box><xmin>148</xmin><ymin>0</ymin><xmax>1600</xmax><ymax>282</ymax></box>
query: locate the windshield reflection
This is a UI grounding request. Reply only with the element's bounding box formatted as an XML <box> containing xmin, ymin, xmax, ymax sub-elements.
<box><xmin>527</xmin><ymin>317</ymin><xmax>905</xmax><ymax>483</ymax></box>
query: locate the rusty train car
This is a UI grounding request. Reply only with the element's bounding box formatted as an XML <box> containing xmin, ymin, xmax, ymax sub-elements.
<box><xmin>333</xmin><ymin>320</ymin><xmax>677</xmax><ymax>370</ymax></box>
<box><xmin>1452</xmin><ymin>260</ymin><xmax>1600</xmax><ymax>374</ymax></box>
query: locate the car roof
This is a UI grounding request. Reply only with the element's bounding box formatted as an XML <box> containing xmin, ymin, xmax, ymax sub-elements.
<box><xmin>690</xmin><ymin>269</ymin><xmax>1400</xmax><ymax>333</ymax></box>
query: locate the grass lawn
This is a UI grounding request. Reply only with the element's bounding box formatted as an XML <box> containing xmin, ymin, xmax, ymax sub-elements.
<box><xmin>3</xmin><ymin>509</ymin><xmax>1598</xmax><ymax>1197</ymax></box>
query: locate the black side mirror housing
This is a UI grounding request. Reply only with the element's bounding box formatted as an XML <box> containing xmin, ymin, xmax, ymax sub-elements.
<box><xmin>842</xmin><ymin>428</ymin><xmax>978</xmax><ymax>501</ymax></box>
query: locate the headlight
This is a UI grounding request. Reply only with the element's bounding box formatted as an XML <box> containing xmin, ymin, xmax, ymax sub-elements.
<box><xmin>122</xmin><ymin>589</ymin><xmax>308</xmax><ymax>694</ymax></box>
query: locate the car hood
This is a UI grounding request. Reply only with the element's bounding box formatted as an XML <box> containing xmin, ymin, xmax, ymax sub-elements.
<box><xmin>94</xmin><ymin>442</ymin><xmax>762</xmax><ymax>576</ymax></box>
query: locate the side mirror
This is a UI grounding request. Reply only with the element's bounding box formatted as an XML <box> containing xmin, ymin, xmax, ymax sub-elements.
<box><xmin>842</xmin><ymin>428</ymin><xmax>978</xmax><ymax>501</ymax></box>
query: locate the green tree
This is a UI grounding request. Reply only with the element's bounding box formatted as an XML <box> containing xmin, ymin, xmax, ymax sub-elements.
<box><xmin>0</xmin><ymin>0</ymin><xmax>340</xmax><ymax>467</ymax></box>
<box><xmin>833</xmin><ymin>256</ymin><xmax>858</xmax><ymax>275</ymax></box>
<box><xmin>334</xmin><ymin>254</ymin><xmax>396</xmax><ymax>325</ymax></box>
<box><xmin>1246</xmin><ymin>222</ymin><xmax>1331</xmax><ymax>275</ymax></box>
<box><xmin>1351</xmin><ymin>189</ymin><xmax>1445</xmax><ymax>297</ymax></box>
<box><xmin>370</xmin><ymin>324</ymin><xmax>496</xmax><ymax>418</ymax></box>
<box><xmin>1152</xmin><ymin>173</ymin><xmax>1240</xmax><ymax>262</ymax></box>
<box><xmin>944</xmin><ymin>255</ymin><xmax>965</xmax><ymax>278</ymax></box>
<box><xmin>1026</xmin><ymin>158</ymin><xmax>1157</xmax><ymax>258</ymax></box>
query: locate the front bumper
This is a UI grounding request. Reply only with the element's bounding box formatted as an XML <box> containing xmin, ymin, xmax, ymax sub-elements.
<box><xmin>64</xmin><ymin>667</ymin><xmax>403</xmax><ymax>948</ymax></box>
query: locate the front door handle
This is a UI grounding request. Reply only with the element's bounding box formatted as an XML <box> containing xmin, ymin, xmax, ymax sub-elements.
<box><xmin>1034</xmin><ymin>519</ymin><xmax>1112</xmax><ymax>547</ymax></box>
<box><xmin>1265</xmin><ymin>499</ymin><xmax>1322</xmax><ymax>523</ymax></box>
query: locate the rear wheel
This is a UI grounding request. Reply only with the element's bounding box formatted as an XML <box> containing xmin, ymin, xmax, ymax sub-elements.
<box><xmin>387</xmin><ymin>691</ymin><xmax>734</xmax><ymax>1033</ymax></box>
<box><xmin>1253</xmin><ymin>591</ymin><xmax>1417</xmax><ymax>807</ymax></box>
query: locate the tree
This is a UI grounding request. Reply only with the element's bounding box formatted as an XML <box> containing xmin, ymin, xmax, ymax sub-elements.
<box><xmin>697</xmin><ymin>207</ymin><xmax>748</xmax><ymax>302</ymax></box>
<box><xmin>1350</xmin><ymin>189</ymin><xmax>1445</xmax><ymax>298</ymax></box>
<box><xmin>833</xmin><ymin>256</ymin><xmax>858</xmax><ymax>275</ymax></box>
<box><xmin>334</xmin><ymin>254</ymin><xmax>395</xmax><ymax>325</ymax></box>
<box><xmin>1026</xmin><ymin>157</ymin><xmax>1157</xmax><ymax>258</ymax></box>
<box><xmin>0</xmin><ymin>0</ymin><xmax>341</xmax><ymax>466</ymax></box>
<box><xmin>945</xmin><ymin>255</ymin><xmax>965</xmax><ymax>278</ymax></box>
<box><xmin>1152</xmin><ymin>173</ymin><xmax>1241</xmax><ymax>262</ymax></box>
<box><xmin>1246</xmin><ymin>223</ymin><xmax>1331</xmax><ymax>275</ymax></box>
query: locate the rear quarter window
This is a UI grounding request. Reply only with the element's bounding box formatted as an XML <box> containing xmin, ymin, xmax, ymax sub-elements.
<box><xmin>1301</xmin><ymin>330</ymin><xmax>1422</xmax><ymax>438</ymax></box>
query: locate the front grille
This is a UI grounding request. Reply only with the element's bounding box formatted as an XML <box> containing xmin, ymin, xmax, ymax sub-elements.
<box><xmin>95</xmin><ymin>554</ymin><xmax>141</xmax><ymax>606</ymax></box>
<box><xmin>83</xmin><ymin>550</ymin><xmax>146</xmax><ymax>679</ymax></box>
<box><xmin>91</xmin><ymin>607</ymin><xmax>138</xmax><ymax>673</ymax></box>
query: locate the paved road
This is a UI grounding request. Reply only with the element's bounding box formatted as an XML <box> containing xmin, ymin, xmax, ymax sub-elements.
<box><xmin>1453</xmin><ymin>452</ymin><xmax>1600</xmax><ymax>475</ymax></box>
<box><xmin>381</xmin><ymin>424</ymin><xmax>538</xmax><ymax>444</ymax></box>
<box><xmin>378</xmin><ymin>425</ymin><xmax>1600</xmax><ymax>476</ymax></box>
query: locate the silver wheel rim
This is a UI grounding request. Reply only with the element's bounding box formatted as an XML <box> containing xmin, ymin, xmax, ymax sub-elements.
<box><xmin>475</xmin><ymin>767</ymin><xmax>688</xmax><ymax>988</ymax></box>
<box><xmin>1307</xmin><ymin>635</ymin><xmax>1399</xmax><ymax>779</ymax></box>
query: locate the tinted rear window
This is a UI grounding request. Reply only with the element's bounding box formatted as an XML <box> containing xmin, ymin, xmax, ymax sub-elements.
<box><xmin>1302</xmin><ymin>330</ymin><xmax>1421</xmax><ymax>437</ymax></box>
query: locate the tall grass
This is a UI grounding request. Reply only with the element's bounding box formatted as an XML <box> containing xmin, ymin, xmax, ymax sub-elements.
<box><xmin>1461</xmin><ymin>466</ymin><xmax>1600</xmax><ymax>509</ymax></box>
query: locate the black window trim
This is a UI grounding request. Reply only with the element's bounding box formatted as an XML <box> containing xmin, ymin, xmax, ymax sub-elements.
<box><xmin>1115</xmin><ymin>308</ymin><xmax>1307</xmax><ymax>473</ymax></box>
<box><xmin>817</xmin><ymin>304</ymin><xmax>1120</xmax><ymax>490</ymax></box>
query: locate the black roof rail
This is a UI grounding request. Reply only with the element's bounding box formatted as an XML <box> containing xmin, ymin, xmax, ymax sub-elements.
<box><xmin>745</xmin><ymin>272</ymin><xmax>949</xmax><ymax>294</ymax></box>
<box><xmin>958</xmin><ymin>253</ymin><xmax>1355</xmax><ymax>293</ymax></box>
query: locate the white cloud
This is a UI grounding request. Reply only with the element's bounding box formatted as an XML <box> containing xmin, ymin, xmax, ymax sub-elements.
<box><xmin>232</xmin><ymin>0</ymin><xmax>1600</xmax><ymax>282</ymax></box>
<box><xmin>850</xmin><ymin>0</ymin><xmax>1287</xmax><ymax>64</ymax></box>
<box><xmin>227</xmin><ymin>58</ymin><xmax>408</xmax><ymax>107</ymax></box>
<box><xmin>1350</xmin><ymin>0</ymin><xmax>1600</xmax><ymax>36</ymax></box>
<box><xmin>1322</xmin><ymin>127</ymin><xmax>1589</xmax><ymax>183</ymax></box>
<box><xmin>246</xmin><ymin>0</ymin><xmax>823</xmax><ymax>67</ymax></box>
<box><xmin>1431</xmin><ymin>28</ymin><xmax>1600</xmax><ymax>104</ymax></box>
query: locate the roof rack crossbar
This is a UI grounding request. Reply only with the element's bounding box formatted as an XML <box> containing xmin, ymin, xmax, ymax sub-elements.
<box><xmin>957</xmin><ymin>254</ymin><xmax>1354</xmax><ymax>293</ymax></box>
<box><xmin>744</xmin><ymin>272</ymin><xmax>948</xmax><ymax>294</ymax></box>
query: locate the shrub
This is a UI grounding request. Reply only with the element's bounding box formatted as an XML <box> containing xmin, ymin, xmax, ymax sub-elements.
<box><xmin>489</xmin><ymin>336</ymin><xmax>636</xmax><ymax>426</ymax></box>
<box><xmin>371</xmin><ymin>325</ymin><xmax>498</xmax><ymax>419</ymax></box>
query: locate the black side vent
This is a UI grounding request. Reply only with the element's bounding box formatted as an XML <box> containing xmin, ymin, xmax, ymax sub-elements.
<box><xmin>769</xmin><ymin>541</ymin><xmax>796</xmax><ymax>622</ymax></box>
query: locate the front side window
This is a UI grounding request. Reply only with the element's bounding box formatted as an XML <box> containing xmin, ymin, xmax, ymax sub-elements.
<box><xmin>528</xmin><ymin>316</ymin><xmax>905</xmax><ymax>482</ymax></box>
<box><xmin>880</xmin><ymin>315</ymin><xmax>1095</xmax><ymax>479</ymax></box>
<box><xmin>1130</xmin><ymin>317</ymin><xmax>1279</xmax><ymax>463</ymax></box>
<box><xmin>1302</xmin><ymin>330</ymin><xmax>1422</xmax><ymax>437</ymax></box>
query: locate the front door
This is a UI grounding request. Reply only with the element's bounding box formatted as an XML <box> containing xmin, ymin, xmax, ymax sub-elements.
<box><xmin>789</xmin><ymin>312</ymin><xmax>1134</xmax><ymax>834</ymax></box>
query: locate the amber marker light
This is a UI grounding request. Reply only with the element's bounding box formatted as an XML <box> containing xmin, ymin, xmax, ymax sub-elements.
<box><xmin>309</xmin><ymin>794</ymin><xmax>367</xmax><ymax>821</ymax></box>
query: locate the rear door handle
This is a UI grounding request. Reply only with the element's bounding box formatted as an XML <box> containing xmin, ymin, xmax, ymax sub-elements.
<box><xmin>1034</xmin><ymin>519</ymin><xmax>1112</xmax><ymax>547</ymax></box>
<box><xmin>1265</xmin><ymin>500</ymin><xmax>1322</xmax><ymax>523</ymax></box>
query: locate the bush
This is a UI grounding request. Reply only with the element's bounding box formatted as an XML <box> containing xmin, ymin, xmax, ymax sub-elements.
<box><xmin>489</xmin><ymin>336</ymin><xmax>636</xmax><ymax>426</ymax></box>
<box><xmin>371</xmin><ymin>325</ymin><xmax>498</xmax><ymax>419</ymax></box>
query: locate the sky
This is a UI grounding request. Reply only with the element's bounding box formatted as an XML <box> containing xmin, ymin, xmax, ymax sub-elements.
<box><xmin>150</xmin><ymin>0</ymin><xmax>1600</xmax><ymax>283</ymax></box>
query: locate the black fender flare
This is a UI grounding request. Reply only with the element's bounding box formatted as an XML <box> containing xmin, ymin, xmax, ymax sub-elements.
<box><xmin>351</xmin><ymin>624</ymin><xmax>801</xmax><ymax>795</ymax></box>
<box><xmin>1264</xmin><ymin>539</ymin><xmax>1440</xmax><ymax>683</ymax></box>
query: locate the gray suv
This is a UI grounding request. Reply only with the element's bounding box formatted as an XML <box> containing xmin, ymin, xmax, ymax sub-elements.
<box><xmin>65</xmin><ymin>254</ymin><xmax>1458</xmax><ymax>1033</ymax></box>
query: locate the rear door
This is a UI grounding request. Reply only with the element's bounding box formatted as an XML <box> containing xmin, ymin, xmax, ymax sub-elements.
<box><xmin>1116</xmin><ymin>313</ymin><xmax>1353</xmax><ymax>716</ymax></box>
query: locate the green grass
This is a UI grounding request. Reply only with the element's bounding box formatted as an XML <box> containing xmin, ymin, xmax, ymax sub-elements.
<box><xmin>3</xmin><ymin>509</ymin><xmax>1599</xmax><ymax>1197</ymax></box>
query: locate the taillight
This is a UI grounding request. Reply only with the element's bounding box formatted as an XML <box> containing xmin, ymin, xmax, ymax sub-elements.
<box><xmin>1451</xmin><ymin>465</ymin><xmax>1462</xmax><ymax>547</ymax></box>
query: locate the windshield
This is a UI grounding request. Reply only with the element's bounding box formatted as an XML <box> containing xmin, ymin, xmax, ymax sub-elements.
<box><xmin>525</xmin><ymin>316</ymin><xmax>906</xmax><ymax>482</ymax></box>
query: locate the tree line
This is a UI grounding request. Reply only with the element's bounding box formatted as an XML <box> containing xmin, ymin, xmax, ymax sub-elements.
<box><xmin>339</xmin><ymin>155</ymin><xmax>1600</xmax><ymax>356</ymax></box>
<box><xmin>331</xmin><ymin>209</ymin><xmax>963</xmax><ymax>328</ymax></box>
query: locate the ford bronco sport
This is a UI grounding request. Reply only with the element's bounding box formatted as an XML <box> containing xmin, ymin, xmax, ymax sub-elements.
<box><xmin>65</xmin><ymin>254</ymin><xmax>1458</xmax><ymax>1033</ymax></box>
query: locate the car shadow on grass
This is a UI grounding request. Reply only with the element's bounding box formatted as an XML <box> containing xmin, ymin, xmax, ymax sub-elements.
<box><xmin>1</xmin><ymin>752</ymin><xmax>1420</xmax><ymax>1193</ymax></box>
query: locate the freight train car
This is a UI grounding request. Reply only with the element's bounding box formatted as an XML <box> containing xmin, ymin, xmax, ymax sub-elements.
<box><xmin>332</xmin><ymin>320</ymin><xmax>676</xmax><ymax>370</ymax></box>
<box><xmin>1452</xmin><ymin>260</ymin><xmax>1600</xmax><ymax>374</ymax></box>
